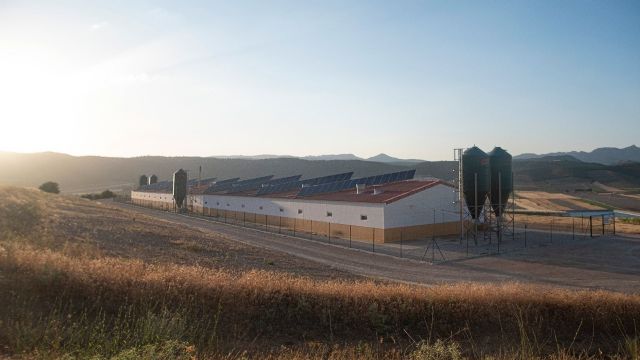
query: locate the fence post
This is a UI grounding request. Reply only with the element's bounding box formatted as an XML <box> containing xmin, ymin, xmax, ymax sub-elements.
<box><xmin>572</xmin><ymin>218</ymin><xmax>575</xmax><ymax>241</ymax></box>
<box><xmin>550</xmin><ymin>217</ymin><xmax>553</xmax><ymax>243</ymax></box>
<box><xmin>279</xmin><ymin>216</ymin><xmax>282</xmax><ymax>234</ymax></box>
<box><xmin>349</xmin><ymin>225</ymin><xmax>352</xmax><ymax>248</ymax></box>
<box><xmin>601</xmin><ymin>215</ymin><xmax>605</xmax><ymax>235</ymax></box>
<box><xmin>372</xmin><ymin>228</ymin><xmax>375</xmax><ymax>253</ymax></box>
<box><xmin>589</xmin><ymin>216</ymin><xmax>593</xmax><ymax>237</ymax></box>
<box><xmin>524</xmin><ymin>224</ymin><xmax>527</xmax><ymax>248</ymax></box>
<box><xmin>613</xmin><ymin>213</ymin><xmax>616</xmax><ymax>235</ymax></box>
<box><xmin>328</xmin><ymin>223</ymin><xmax>331</xmax><ymax>244</ymax></box>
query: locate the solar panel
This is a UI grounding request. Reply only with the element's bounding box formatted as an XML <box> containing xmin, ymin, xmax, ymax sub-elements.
<box><xmin>256</xmin><ymin>172</ymin><xmax>354</xmax><ymax>196</ymax></box>
<box><xmin>203</xmin><ymin>178</ymin><xmax>240</xmax><ymax>194</ymax></box>
<box><xmin>187</xmin><ymin>177</ymin><xmax>217</xmax><ymax>186</ymax></box>
<box><xmin>264</xmin><ymin>175</ymin><xmax>302</xmax><ymax>186</ymax></box>
<box><xmin>303</xmin><ymin>172</ymin><xmax>353</xmax><ymax>186</ymax></box>
<box><xmin>225</xmin><ymin>175</ymin><xmax>275</xmax><ymax>194</ymax></box>
<box><xmin>297</xmin><ymin>169</ymin><xmax>416</xmax><ymax>197</ymax></box>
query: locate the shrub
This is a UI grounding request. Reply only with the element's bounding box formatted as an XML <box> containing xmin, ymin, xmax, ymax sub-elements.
<box><xmin>39</xmin><ymin>181</ymin><xmax>60</xmax><ymax>194</ymax></box>
<box><xmin>409</xmin><ymin>340</ymin><xmax>463</xmax><ymax>360</ymax></box>
<box><xmin>621</xmin><ymin>218</ymin><xmax>640</xmax><ymax>225</ymax></box>
<box><xmin>81</xmin><ymin>190</ymin><xmax>116</xmax><ymax>200</ymax></box>
<box><xmin>0</xmin><ymin>200</ymin><xmax>41</xmax><ymax>236</ymax></box>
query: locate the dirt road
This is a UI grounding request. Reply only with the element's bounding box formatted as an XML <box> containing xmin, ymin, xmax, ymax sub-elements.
<box><xmin>111</xmin><ymin>202</ymin><xmax>640</xmax><ymax>293</ymax></box>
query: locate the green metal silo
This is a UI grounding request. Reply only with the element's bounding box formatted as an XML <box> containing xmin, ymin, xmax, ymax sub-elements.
<box><xmin>173</xmin><ymin>169</ymin><xmax>188</xmax><ymax>209</ymax></box>
<box><xmin>138</xmin><ymin>175</ymin><xmax>148</xmax><ymax>187</ymax></box>
<box><xmin>488</xmin><ymin>147</ymin><xmax>513</xmax><ymax>217</ymax></box>
<box><xmin>462</xmin><ymin>147</ymin><xmax>490</xmax><ymax>219</ymax></box>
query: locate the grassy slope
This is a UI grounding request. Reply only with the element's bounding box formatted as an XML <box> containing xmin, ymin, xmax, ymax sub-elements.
<box><xmin>0</xmin><ymin>186</ymin><xmax>639</xmax><ymax>359</ymax></box>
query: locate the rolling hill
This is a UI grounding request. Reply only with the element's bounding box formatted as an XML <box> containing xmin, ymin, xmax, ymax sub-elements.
<box><xmin>515</xmin><ymin>145</ymin><xmax>640</xmax><ymax>165</ymax></box>
<box><xmin>1</xmin><ymin>152</ymin><xmax>639</xmax><ymax>193</ymax></box>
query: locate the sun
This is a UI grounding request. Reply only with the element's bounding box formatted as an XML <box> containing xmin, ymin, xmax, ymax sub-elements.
<box><xmin>0</xmin><ymin>48</ymin><xmax>86</xmax><ymax>153</ymax></box>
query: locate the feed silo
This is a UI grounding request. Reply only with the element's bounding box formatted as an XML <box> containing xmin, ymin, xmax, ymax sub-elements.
<box><xmin>462</xmin><ymin>147</ymin><xmax>490</xmax><ymax>219</ymax></box>
<box><xmin>149</xmin><ymin>174</ymin><xmax>158</xmax><ymax>185</ymax></box>
<box><xmin>488</xmin><ymin>147</ymin><xmax>513</xmax><ymax>217</ymax></box>
<box><xmin>173</xmin><ymin>169</ymin><xmax>188</xmax><ymax>209</ymax></box>
<box><xmin>139</xmin><ymin>175</ymin><xmax>148</xmax><ymax>187</ymax></box>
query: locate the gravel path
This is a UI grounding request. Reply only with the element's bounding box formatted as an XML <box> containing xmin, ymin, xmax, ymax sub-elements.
<box><xmin>111</xmin><ymin>202</ymin><xmax>640</xmax><ymax>293</ymax></box>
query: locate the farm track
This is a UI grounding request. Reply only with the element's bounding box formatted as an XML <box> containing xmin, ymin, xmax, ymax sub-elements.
<box><xmin>110</xmin><ymin>202</ymin><xmax>640</xmax><ymax>293</ymax></box>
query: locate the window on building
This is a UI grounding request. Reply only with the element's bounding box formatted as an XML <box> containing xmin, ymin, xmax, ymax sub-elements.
<box><xmin>241</xmin><ymin>204</ymin><xmax>245</xmax><ymax>208</ymax></box>
<box><xmin>204</xmin><ymin>201</ymin><xmax>208</xmax><ymax>205</ymax></box>
<box><xmin>326</xmin><ymin>211</ymin><xmax>332</xmax><ymax>217</ymax></box>
<box><xmin>298</xmin><ymin>209</ymin><xmax>303</xmax><ymax>214</ymax></box>
<box><xmin>259</xmin><ymin>206</ymin><xmax>263</xmax><ymax>210</ymax></box>
<box><xmin>279</xmin><ymin>208</ymin><xmax>284</xmax><ymax>212</ymax></box>
<box><xmin>361</xmin><ymin>215</ymin><xmax>368</xmax><ymax>221</ymax></box>
<box><xmin>216</xmin><ymin>202</ymin><xmax>220</xmax><ymax>206</ymax></box>
<box><xmin>226</xmin><ymin>203</ymin><xmax>230</xmax><ymax>207</ymax></box>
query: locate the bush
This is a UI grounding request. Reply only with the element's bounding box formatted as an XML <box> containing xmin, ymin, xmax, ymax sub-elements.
<box><xmin>0</xmin><ymin>200</ymin><xmax>41</xmax><ymax>236</ymax></box>
<box><xmin>81</xmin><ymin>190</ymin><xmax>116</xmax><ymax>200</ymax></box>
<box><xmin>39</xmin><ymin>181</ymin><xmax>60</xmax><ymax>194</ymax></box>
<box><xmin>409</xmin><ymin>340</ymin><xmax>463</xmax><ymax>360</ymax></box>
<box><xmin>621</xmin><ymin>218</ymin><xmax>640</xmax><ymax>225</ymax></box>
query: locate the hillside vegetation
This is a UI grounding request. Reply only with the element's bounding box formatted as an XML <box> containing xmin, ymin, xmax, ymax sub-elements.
<box><xmin>1</xmin><ymin>186</ymin><xmax>639</xmax><ymax>359</ymax></box>
<box><xmin>2</xmin><ymin>152</ymin><xmax>640</xmax><ymax>194</ymax></box>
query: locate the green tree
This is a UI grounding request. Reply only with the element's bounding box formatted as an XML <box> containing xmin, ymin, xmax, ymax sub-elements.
<box><xmin>39</xmin><ymin>181</ymin><xmax>60</xmax><ymax>194</ymax></box>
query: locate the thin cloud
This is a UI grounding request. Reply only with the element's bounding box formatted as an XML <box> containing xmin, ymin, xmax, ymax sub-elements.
<box><xmin>90</xmin><ymin>21</ymin><xmax>109</xmax><ymax>31</ymax></box>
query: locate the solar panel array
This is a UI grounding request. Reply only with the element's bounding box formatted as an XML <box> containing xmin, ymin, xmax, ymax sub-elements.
<box><xmin>225</xmin><ymin>175</ymin><xmax>276</xmax><ymax>194</ymax></box>
<box><xmin>224</xmin><ymin>175</ymin><xmax>303</xmax><ymax>194</ymax></box>
<box><xmin>256</xmin><ymin>172</ymin><xmax>354</xmax><ymax>196</ymax></box>
<box><xmin>187</xmin><ymin>177</ymin><xmax>217</xmax><ymax>186</ymax></box>
<box><xmin>203</xmin><ymin>178</ymin><xmax>240</xmax><ymax>194</ymax></box>
<box><xmin>297</xmin><ymin>169</ymin><xmax>416</xmax><ymax>197</ymax></box>
<box><xmin>139</xmin><ymin>170</ymin><xmax>416</xmax><ymax>197</ymax></box>
<box><xmin>264</xmin><ymin>174</ymin><xmax>302</xmax><ymax>186</ymax></box>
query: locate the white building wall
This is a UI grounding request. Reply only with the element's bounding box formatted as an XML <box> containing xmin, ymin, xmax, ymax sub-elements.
<box><xmin>384</xmin><ymin>184</ymin><xmax>459</xmax><ymax>228</ymax></box>
<box><xmin>134</xmin><ymin>184</ymin><xmax>458</xmax><ymax>230</ymax></box>
<box><xmin>195</xmin><ymin>194</ymin><xmax>385</xmax><ymax>228</ymax></box>
<box><xmin>131</xmin><ymin>191</ymin><xmax>174</xmax><ymax>204</ymax></box>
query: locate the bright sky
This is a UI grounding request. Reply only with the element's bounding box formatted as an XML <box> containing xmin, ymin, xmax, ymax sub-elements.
<box><xmin>1</xmin><ymin>1</ymin><xmax>639</xmax><ymax>160</ymax></box>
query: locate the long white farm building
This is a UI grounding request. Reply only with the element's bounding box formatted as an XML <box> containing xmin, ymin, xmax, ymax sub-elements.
<box><xmin>131</xmin><ymin>170</ymin><xmax>461</xmax><ymax>243</ymax></box>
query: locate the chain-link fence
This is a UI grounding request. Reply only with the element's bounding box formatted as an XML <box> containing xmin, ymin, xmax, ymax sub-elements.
<box><xmin>116</xmin><ymin>197</ymin><xmax>620</xmax><ymax>264</ymax></box>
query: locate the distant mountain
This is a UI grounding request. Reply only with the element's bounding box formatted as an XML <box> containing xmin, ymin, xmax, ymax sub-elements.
<box><xmin>210</xmin><ymin>153</ymin><xmax>425</xmax><ymax>163</ymax></box>
<box><xmin>513</xmin><ymin>155</ymin><xmax>640</xmax><ymax>190</ymax></box>
<box><xmin>0</xmin><ymin>152</ymin><xmax>405</xmax><ymax>193</ymax></box>
<box><xmin>366</xmin><ymin>153</ymin><xmax>425</xmax><ymax>164</ymax></box>
<box><xmin>1</xmin><ymin>151</ymin><xmax>639</xmax><ymax>194</ymax></box>
<box><xmin>301</xmin><ymin>154</ymin><xmax>363</xmax><ymax>161</ymax></box>
<box><xmin>209</xmin><ymin>154</ymin><xmax>294</xmax><ymax>160</ymax></box>
<box><xmin>514</xmin><ymin>145</ymin><xmax>640</xmax><ymax>165</ymax></box>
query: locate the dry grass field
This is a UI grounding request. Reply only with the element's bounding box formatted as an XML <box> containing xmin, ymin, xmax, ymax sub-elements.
<box><xmin>1</xmin><ymin>186</ymin><xmax>640</xmax><ymax>359</ymax></box>
<box><xmin>514</xmin><ymin>191</ymin><xmax>604</xmax><ymax>212</ymax></box>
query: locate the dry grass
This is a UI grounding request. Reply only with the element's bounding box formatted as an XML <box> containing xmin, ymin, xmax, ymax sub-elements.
<box><xmin>515</xmin><ymin>192</ymin><xmax>604</xmax><ymax>212</ymax></box>
<box><xmin>515</xmin><ymin>213</ymin><xmax>640</xmax><ymax>235</ymax></box>
<box><xmin>1</xmin><ymin>186</ymin><xmax>639</xmax><ymax>359</ymax></box>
